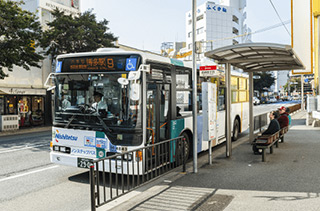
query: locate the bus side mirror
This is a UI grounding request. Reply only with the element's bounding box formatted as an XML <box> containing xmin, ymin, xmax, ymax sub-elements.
<box><xmin>128</xmin><ymin>71</ymin><xmax>141</xmax><ymax>80</ymax></box>
<box><xmin>117</xmin><ymin>77</ymin><xmax>129</xmax><ymax>86</ymax></box>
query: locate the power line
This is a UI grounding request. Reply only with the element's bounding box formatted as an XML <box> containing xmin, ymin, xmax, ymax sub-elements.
<box><xmin>268</xmin><ymin>0</ymin><xmax>291</xmax><ymax>36</ymax></box>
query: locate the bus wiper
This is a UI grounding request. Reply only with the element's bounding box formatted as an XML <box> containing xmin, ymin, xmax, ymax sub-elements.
<box><xmin>65</xmin><ymin>114</ymin><xmax>77</xmax><ymax>128</ymax></box>
<box><xmin>96</xmin><ymin>115</ymin><xmax>113</xmax><ymax>133</ymax></box>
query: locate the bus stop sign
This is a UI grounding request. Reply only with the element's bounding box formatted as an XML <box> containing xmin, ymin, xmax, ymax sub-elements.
<box><xmin>199</xmin><ymin>65</ymin><xmax>218</xmax><ymax>77</ymax></box>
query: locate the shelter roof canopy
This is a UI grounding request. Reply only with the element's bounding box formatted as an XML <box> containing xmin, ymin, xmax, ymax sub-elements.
<box><xmin>204</xmin><ymin>43</ymin><xmax>305</xmax><ymax>72</ymax></box>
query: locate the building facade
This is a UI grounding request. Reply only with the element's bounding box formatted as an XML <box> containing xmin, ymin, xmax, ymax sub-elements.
<box><xmin>184</xmin><ymin>0</ymin><xmax>251</xmax><ymax>61</ymax></box>
<box><xmin>0</xmin><ymin>0</ymin><xmax>80</xmax><ymax>130</ymax></box>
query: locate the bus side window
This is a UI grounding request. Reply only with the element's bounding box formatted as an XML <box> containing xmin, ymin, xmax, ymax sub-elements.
<box><xmin>218</xmin><ymin>87</ymin><xmax>225</xmax><ymax>111</ymax></box>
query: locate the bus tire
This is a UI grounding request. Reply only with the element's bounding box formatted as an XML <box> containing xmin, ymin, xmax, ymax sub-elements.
<box><xmin>232</xmin><ymin>118</ymin><xmax>240</xmax><ymax>142</ymax></box>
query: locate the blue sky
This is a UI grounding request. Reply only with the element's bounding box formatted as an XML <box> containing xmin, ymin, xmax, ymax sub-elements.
<box><xmin>80</xmin><ymin>0</ymin><xmax>291</xmax><ymax>53</ymax></box>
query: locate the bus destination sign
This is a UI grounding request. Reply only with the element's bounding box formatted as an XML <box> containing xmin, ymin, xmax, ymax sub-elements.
<box><xmin>57</xmin><ymin>55</ymin><xmax>140</xmax><ymax>73</ymax></box>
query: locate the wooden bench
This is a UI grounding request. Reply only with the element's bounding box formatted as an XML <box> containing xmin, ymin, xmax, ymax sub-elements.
<box><xmin>253</xmin><ymin>126</ymin><xmax>289</xmax><ymax>162</ymax></box>
<box><xmin>254</xmin><ymin>131</ymin><xmax>280</xmax><ymax>162</ymax></box>
<box><xmin>279</xmin><ymin>126</ymin><xmax>289</xmax><ymax>142</ymax></box>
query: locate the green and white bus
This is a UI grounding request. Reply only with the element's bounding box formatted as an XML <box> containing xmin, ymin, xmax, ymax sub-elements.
<box><xmin>48</xmin><ymin>48</ymin><xmax>249</xmax><ymax>173</ymax></box>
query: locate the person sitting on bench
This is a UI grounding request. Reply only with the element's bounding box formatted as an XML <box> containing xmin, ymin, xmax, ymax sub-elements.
<box><xmin>261</xmin><ymin>111</ymin><xmax>280</xmax><ymax>135</ymax></box>
<box><xmin>277</xmin><ymin>106</ymin><xmax>289</xmax><ymax>129</ymax></box>
<box><xmin>253</xmin><ymin>111</ymin><xmax>280</xmax><ymax>154</ymax></box>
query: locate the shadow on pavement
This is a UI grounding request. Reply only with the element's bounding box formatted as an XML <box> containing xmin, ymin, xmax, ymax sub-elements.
<box><xmin>170</xmin><ymin>116</ymin><xmax>320</xmax><ymax>195</ymax></box>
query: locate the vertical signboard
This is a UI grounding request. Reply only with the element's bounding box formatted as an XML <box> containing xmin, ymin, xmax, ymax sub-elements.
<box><xmin>291</xmin><ymin>0</ymin><xmax>313</xmax><ymax>75</ymax></box>
<box><xmin>202</xmin><ymin>82</ymin><xmax>217</xmax><ymax>141</ymax></box>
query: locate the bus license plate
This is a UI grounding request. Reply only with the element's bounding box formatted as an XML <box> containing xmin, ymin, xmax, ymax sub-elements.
<box><xmin>77</xmin><ymin>158</ymin><xmax>93</xmax><ymax>169</ymax></box>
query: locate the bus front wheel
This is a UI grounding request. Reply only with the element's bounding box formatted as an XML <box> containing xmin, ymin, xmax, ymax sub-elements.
<box><xmin>232</xmin><ymin>119</ymin><xmax>240</xmax><ymax>141</ymax></box>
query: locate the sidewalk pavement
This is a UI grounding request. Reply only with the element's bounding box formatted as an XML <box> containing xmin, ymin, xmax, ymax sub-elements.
<box><xmin>101</xmin><ymin>110</ymin><xmax>320</xmax><ymax>211</ymax></box>
<box><xmin>0</xmin><ymin>126</ymin><xmax>52</xmax><ymax>137</ymax></box>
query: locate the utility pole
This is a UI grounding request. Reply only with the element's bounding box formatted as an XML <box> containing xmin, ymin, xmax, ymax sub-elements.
<box><xmin>192</xmin><ymin>0</ymin><xmax>198</xmax><ymax>173</ymax></box>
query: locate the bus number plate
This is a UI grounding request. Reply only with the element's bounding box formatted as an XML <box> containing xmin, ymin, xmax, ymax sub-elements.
<box><xmin>77</xmin><ymin>158</ymin><xmax>93</xmax><ymax>169</ymax></box>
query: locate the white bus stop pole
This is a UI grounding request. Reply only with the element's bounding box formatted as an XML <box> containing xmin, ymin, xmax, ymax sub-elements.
<box><xmin>225</xmin><ymin>63</ymin><xmax>232</xmax><ymax>157</ymax></box>
<box><xmin>249</xmin><ymin>72</ymin><xmax>254</xmax><ymax>144</ymax></box>
<box><xmin>192</xmin><ymin>0</ymin><xmax>198</xmax><ymax>173</ymax></box>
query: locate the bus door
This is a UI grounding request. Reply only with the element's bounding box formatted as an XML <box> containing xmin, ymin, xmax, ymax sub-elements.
<box><xmin>146</xmin><ymin>83</ymin><xmax>170</xmax><ymax>145</ymax></box>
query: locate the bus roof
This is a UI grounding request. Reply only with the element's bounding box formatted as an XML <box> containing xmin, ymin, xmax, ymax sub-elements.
<box><xmin>56</xmin><ymin>48</ymin><xmax>193</xmax><ymax>69</ymax></box>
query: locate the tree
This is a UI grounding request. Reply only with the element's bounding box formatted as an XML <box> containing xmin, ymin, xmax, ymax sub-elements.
<box><xmin>253</xmin><ymin>72</ymin><xmax>275</xmax><ymax>96</ymax></box>
<box><xmin>0</xmin><ymin>0</ymin><xmax>43</xmax><ymax>79</ymax></box>
<box><xmin>40</xmin><ymin>9</ymin><xmax>117</xmax><ymax>64</ymax></box>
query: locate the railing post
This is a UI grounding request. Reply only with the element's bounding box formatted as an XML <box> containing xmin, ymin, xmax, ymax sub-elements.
<box><xmin>182</xmin><ymin>138</ymin><xmax>186</xmax><ymax>173</ymax></box>
<box><xmin>259</xmin><ymin>115</ymin><xmax>262</xmax><ymax>132</ymax></box>
<box><xmin>90</xmin><ymin>165</ymin><xmax>96</xmax><ymax>211</ymax></box>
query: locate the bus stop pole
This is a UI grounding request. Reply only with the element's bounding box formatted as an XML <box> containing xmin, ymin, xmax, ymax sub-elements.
<box><xmin>249</xmin><ymin>72</ymin><xmax>254</xmax><ymax>144</ymax></box>
<box><xmin>225</xmin><ymin>63</ymin><xmax>232</xmax><ymax>157</ymax></box>
<box><xmin>192</xmin><ymin>0</ymin><xmax>198</xmax><ymax>173</ymax></box>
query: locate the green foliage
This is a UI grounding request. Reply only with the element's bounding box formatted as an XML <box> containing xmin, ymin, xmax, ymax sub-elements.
<box><xmin>40</xmin><ymin>9</ymin><xmax>117</xmax><ymax>62</ymax></box>
<box><xmin>0</xmin><ymin>0</ymin><xmax>43</xmax><ymax>79</ymax></box>
<box><xmin>253</xmin><ymin>72</ymin><xmax>275</xmax><ymax>95</ymax></box>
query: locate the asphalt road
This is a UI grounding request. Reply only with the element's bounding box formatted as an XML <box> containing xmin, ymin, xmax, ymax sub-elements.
<box><xmin>0</xmin><ymin>101</ymin><xmax>300</xmax><ymax>211</ymax></box>
<box><xmin>0</xmin><ymin>131</ymin><xmax>90</xmax><ymax>211</ymax></box>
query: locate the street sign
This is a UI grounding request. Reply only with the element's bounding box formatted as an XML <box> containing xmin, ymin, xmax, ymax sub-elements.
<box><xmin>199</xmin><ymin>65</ymin><xmax>220</xmax><ymax>77</ymax></box>
<box><xmin>304</xmin><ymin>78</ymin><xmax>308</xmax><ymax>83</ymax></box>
<box><xmin>200</xmin><ymin>65</ymin><xmax>217</xmax><ymax>71</ymax></box>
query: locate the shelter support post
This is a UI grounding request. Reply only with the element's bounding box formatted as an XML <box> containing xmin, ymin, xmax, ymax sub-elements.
<box><xmin>315</xmin><ymin>16</ymin><xmax>320</xmax><ymax>94</ymax></box>
<box><xmin>225</xmin><ymin>63</ymin><xmax>232</xmax><ymax>157</ymax></box>
<box><xmin>301</xmin><ymin>75</ymin><xmax>304</xmax><ymax>110</ymax></box>
<box><xmin>192</xmin><ymin>0</ymin><xmax>198</xmax><ymax>173</ymax></box>
<box><xmin>249</xmin><ymin>72</ymin><xmax>254</xmax><ymax>144</ymax></box>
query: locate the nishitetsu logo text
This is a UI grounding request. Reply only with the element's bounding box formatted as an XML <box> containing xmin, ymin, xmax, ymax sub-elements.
<box><xmin>55</xmin><ymin>133</ymin><xmax>78</xmax><ymax>141</ymax></box>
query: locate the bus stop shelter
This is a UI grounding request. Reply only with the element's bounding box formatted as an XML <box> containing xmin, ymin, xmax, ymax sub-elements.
<box><xmin>205</xmin><ymin>43</ymin><xmax>305</xmax><ymax>157</ymax></box>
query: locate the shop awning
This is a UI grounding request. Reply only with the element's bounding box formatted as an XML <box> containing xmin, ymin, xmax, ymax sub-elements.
<box><xmin>204</xmin><ymin>43</ymin><xmax>305</xmax><ymax>72</ymax></box>
<box><xmin>0</xmin><ymin>87</ymin><xmax>47</xmax><ymax>95</ymax></box>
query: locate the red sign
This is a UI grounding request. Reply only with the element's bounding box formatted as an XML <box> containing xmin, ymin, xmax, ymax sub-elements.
<box><xmin>200</xmin><ymin>65</ymin><xmax>217</xmax><ymax>71</ymax></box>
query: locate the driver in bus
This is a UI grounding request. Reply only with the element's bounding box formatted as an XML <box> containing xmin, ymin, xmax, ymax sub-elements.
<box><xmin>92</xmin><ymin>91</ymin><xmax>109</xmax><ymax>116</ymax></box>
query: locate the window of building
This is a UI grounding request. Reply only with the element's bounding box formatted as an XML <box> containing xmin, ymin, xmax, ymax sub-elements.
<box><xmin>188</xmin><ymin>32</ymin><xmax>192</xmax><ymax>38</ymax></box>
<box><xmin>6</xmin><ymin>96</ymin><xmax>18</xmax><ymax>115</ymax></box>
<box><xmin>233</xmin><ymin>39</ymin><xmax>239</xmax><ymax>45</ymax></box>
<box><xmin>188</xmin><ymin>20</ymin><xmax>192</xmax><ymax>25</ymax></box>
<box><xmin>0</xmin><ymin>96</ymin><xmax>4</xmax><ymax>115</ymax></box>
<box><xmin>232</xmin><ymin>15</ymin><xmax>239</xmax><ymax>24</ymax></box>
<box><xmin>197</xmin><ymin>15</ymin><xmax>204</xmax><ymax>21</ymax></box>
<box><xmin>232</xmin><ymin>27</ymin><xmax>239</xmax><ymax>35</ymax></box>
<box><xmin>188</xmin><ymin>43</ymin><xmax>192</xmax><ymax>49</ymax></box>
<box><xmin>196</xmin><ymin>27</ymin><xmax>204</xmax><ymax>35</ymax></box>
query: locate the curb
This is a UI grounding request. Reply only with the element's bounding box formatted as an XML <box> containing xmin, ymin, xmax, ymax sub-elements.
<box><xmin>0</xmin><ymin>126</ymin><xmax>52</xmax><ymax>137</ymax></box>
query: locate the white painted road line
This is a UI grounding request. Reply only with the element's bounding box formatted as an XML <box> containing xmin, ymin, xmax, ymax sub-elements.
<box><xmin>0</xmin><ymin>143</ymin><xmax>48</xmax><ymax>154</ymax></box>
<box><xmin>0</xmin><ymin>165</ymin><xmax>59</xmax><ymax>183</ymax></box>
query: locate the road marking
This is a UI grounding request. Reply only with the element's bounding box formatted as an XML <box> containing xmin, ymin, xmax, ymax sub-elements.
<box><xmin>0</xmin><ymin>143</ymin><xmax>48</xmax><ymax>154</ymax></box>
<box><xmin>0</xmin><ymin>165</ymin><xmax>59</xmax><ymax>183</ymax></box>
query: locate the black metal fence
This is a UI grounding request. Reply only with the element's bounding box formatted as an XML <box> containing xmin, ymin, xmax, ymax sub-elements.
<box><xmin>89</xmin><ymin>136</ymin><xmax>186</xmax><ymax>211</ymax></box>
<box><xmin>254</xmin><ymin>112</ymin><xmax>269</xmax><ymax>131</ymax></box>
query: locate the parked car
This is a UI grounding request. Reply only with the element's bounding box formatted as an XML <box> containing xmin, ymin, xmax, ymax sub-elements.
<box><xmin>269</xmin><ymin>96</ymin><xmax>277</xmax><ymax>103</ymax></box>
<box><xmin>260</xmin><ymin>97</ymin><xmax>269</xmax><ymax>104</ymax></box>
<box><xmin>292</xmin><ymin>95</ymin><xmax>301</xmax><ymax>101</ymax></box>
<box><xmin>253</xmin><ymin>97</ymin><xmax>260</xmax><ymax>105</ymax></box>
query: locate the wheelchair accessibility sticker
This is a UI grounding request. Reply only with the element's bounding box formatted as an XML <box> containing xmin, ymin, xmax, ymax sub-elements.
<box><xmin>55</xmin><ymin>61</ymin><xmax>62</xmax><ymax>73</ymax></box>
<box><xmin>125</xmin><ymin>58</ymin><xmax>137</xmax><ymax>71</ymax></box>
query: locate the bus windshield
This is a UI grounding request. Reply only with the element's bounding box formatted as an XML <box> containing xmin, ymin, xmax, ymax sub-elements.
<box><xmin>53</xmin><ymin>73</ymin><xmax>142</xmax><ymax>145</ymax></box>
